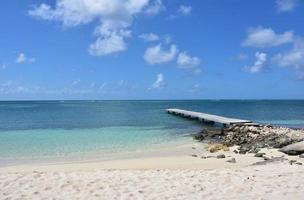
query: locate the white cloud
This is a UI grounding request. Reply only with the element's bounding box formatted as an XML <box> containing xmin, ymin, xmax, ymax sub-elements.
<box><xmin>16</xmin><ymin>53</ymin><xmax>26</xmax><ymax>63</ymax></box>
<box><xmin>244</xmin><ymin>52</ymin><xmax>267</xmax><ymax>73</ymax></box>
<box><xmin>149</xmin><ymin>73</ymin><xmax>166</xmax><ymax>89</ymax></box>
<box><xmin>29</xmin><ymin>0</ymin><xmax>162</xmax><ymax>56</ymax></box>
<box><xmin>178</xmin><ymin>5</ymin><xmax>192</xmax><ymax>15</ymax></box>
<box><xmin>139</xmin><ymin>33</ymin><xmax>159</xmax><ymax>41</ymax></box>
<box><xmin>177</xmin><ymin>52</ymin><xmax>200</xmax><ymax>69</ymax></box>
<box><xmin>143</xmin><ymin>43</ymin><xmax>202</xmax><ymax>75</ymax></box>
<box><xmin>0</xmin><ymin>81</ymin><xmax>42</xmax><ymax>95</ymax></box>
<box><xmin>176</xmin><ymin>52</ymin><xmax>202</xmax><ymax>75</ymax></box>
<box><xmin>276</xmin><ymin>0</ymin><xmax>297</xmax><ymax>12</ymax></box>
<box><xmin>29</xmin><ymin>0</ymin><xmax>150</xmax><ymax>27</ymax></box>
<box><xmin>144</xmin><ymin>43</ymin><xmax>178</xmax><ymax>64</ymax></box>
<box><xmin>144</xmin><ymin>0</ymin><xmax>165</xmax><ymax>15</ymax></box>
<box><xmin>89</xmin><ymin>32</ymin><xmax>126</xmax><ymax>55</ymax></box>
<box><xmin>0</xmin><ymin>80</ymin><xmax>138</xmax><ymax>97</ymax></box>
<box><xmin>15</xmin><ymin>53</ymin><xmax>36</xmax><ymax>64</ymax></box>
<box><xmin>242</xmin><ymin>26</ymin><xmax>294</xmax><ymax>48</ymax></box>
<box><xmin>273</xmin><ymin>38</ymin><xmax>304</xmax><ymax>70</ymax></box>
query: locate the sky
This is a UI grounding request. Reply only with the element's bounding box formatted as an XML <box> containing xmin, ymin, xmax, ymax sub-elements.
<box><xmin>0</xmin><ymin>0</ymin><xmax>303</xmax><ymax>100</ymax></box>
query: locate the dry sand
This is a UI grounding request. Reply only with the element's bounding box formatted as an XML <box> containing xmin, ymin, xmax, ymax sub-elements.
<box><xmin>1</xmin><ymin>141</ymin><xmax>304</xmax><ymax>199</ymax></box>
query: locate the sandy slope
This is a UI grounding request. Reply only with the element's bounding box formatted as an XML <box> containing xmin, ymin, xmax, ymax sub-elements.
<box><xmin>1</xmin><ymin>142</ymin><xmax>304</xmax><ymax>199</ymax></box>
<box><xmin>1</xmin><ymin>163</ymin><xmax>304</xmax><ymax>200</ymax></box>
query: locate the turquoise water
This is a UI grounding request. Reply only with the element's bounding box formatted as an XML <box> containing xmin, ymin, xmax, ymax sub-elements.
<box><xmin>0</xmin><ymin>100</ymin><xmax>304</xmax><ymax>163</ymax></box>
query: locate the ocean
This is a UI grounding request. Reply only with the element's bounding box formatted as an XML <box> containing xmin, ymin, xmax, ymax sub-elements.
<box><xmin>0</xmin><ymin>100</ymin><xmax>304</xmax><ymax>164</ymax></box>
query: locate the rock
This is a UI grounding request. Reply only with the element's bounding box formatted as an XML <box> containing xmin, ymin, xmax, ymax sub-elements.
<box><xmin>217</xmin><ymin>154</ymin><xmax>226</xmax><ymax>159</ymax></box>
<box><xmin>191</xmin><ymin>154</ymin><xmax>198</xmax><ymax>157</ymax></box>
<box><xmin>221</xmin><ymin>125</ymin><xmax>304</xmax><ymax>153</ymax></box>
<box><xmin>238</xmin><ymin>146</ymin><xmax>250</xmax><ymax>154</ymax></box>
<box><xmin>254</xmin><ymin>153</ymin><xmax>265</xmax><ymax>157</ymax></box>
<box><xmin>238</xmin><ymin>151</ymin><xmax>246</xmax><ymax>155</ymax></box>
<box><xmin>252</xmin><ymin>157</ymin><xmax>286</xmax><ymax>166</ymax></box>
<box><xmin>193</xmin><ymin>133</ymin><xmax>205</xmax><ymax>141</ymax></box>
<box><xmin>233</xmin><ymin>150</ymin><xmax>239</xmax><ymax>154</ymax></box>
<box><xmin>193</xmin><ymin>127</ymin><xmax>225</xmax><ymax>142</ymax></box>
<box><xmin>226</xmin><ymin>158</ymin><xmax>236</xmax><ymax>163</ymax></box>
<box><xmin>289</xmin><ymin>160</ymin><xmax>297</xmax><ymax>165</ymax></box>
<box><xmin>299</xmin><ymin>154</ymin><xmax>304</xmax><ymax>158</ymax></box>
<box><xmin>296</xmin><ymin>162</ymin><xmax>303</xmax><ymax>165</ymax></box>
<box><xmin>248</xmin><ymin>148</ymin><xmax>260</xmax><ymax>154</ymax></box>
<box><xmin>273</xmin><ymin>136</ymin><xmax>292</xmax><ymax>148</ymax></box>
<box><xmin>263</xmin><ymin>156</ymin><xmax>270</xmax><ymax>161</ymax></box>
<box><xmin>208</xmin><ymin>144</ymin><xmax>229</xmax><ymax>153</ymax></box>
<box><xmin>279</xmin><ymin>141</ymin><xmax>304</xmax><ymax>155</ymax></box>
<box><xmin>201</xmin><ymin>156</ymin><xmax>207</xmax><ymax>159</ymax></box>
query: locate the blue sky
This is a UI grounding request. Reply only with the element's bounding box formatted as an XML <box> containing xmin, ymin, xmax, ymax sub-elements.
<box><xmin>0</xmin><ymin>0</ymin><xmax>303</xmax><ymax>100</ymax></box>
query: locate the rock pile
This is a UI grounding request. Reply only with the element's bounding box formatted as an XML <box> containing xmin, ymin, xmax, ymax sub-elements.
<box><xmin>193</xmin><ymin>124</ymin><xmax>304</xmax><ymax>155</ymax></box>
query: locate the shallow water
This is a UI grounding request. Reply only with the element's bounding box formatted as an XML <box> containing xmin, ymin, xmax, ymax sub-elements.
<box><xmin>0</xmin><ymin>100</ymin><xmax>303</xmax><ymax>162</ymax></box>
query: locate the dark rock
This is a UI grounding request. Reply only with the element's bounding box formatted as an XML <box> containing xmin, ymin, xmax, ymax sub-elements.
<box><xmin>263</xmin><ymin>156</ymin><xmax>270</xmax><ymax>161</ymax></box>
<box><xmin>193</xmin><ymin>127</ymin><xmax>227</xmax><ymax>142</ymax></box>
<box><xmin>289</xmin><ymin>160</ymin><xmax>297</xmax><ymax>165</ymax></box>
<box><xmin>252</xmin><ymin>157</ymin><xmax>286</xmax><ymax>166</ymax></box>
<box><xmin>299</xmin><ymin>154</ymin><xmax>304</xmax><ymax>158</ymax></box>
<box><xmin>279</xmin><ymin>141</ymin><xmax>304</xmax><ymax>155</ymax></box>
<box><xmin>273</xmin><ymin>136</ymin><xmax>292</xmax><ymax>148</ymax></box>
<box><xmin>201</xmin><ymin>156</ymin><xmax>207</xmax><ymax>159</ymax></box>
<box><xmin>254</xmin><ymin>153</ymin><xmax>265</xmax><ymax>157</ymax></box>
<box><xmin>191</xmin><ymin>154</ymin><xmax>198</xmax><ymax>157</ymax></box>
<box><xmin>238</xmin><ymin>151</ymin><xmax>246</xmax><ymax>155</ymax></box>
<box><xmin>296</xmin><ymin>162</ymin><xmax>303</xmax><ymax>165</ymax></box>
<box><xmin>217</xmin><ymin>154</ymin><xmax>226</xmax><ymax>159</ymax></box>
<box><xmin>233</xmin><ymin>150</ymin><xmax>239</xmax><ymax>154</ymax></box>
<box><xmin>193</xmin><ymin>133</ymin><xmax>205</xmax><ymax>141</ymax></box>
<box><xmin>226</xmin><ymin>158</ymin><xmax>236</xmax><ymax>163</ymax></box>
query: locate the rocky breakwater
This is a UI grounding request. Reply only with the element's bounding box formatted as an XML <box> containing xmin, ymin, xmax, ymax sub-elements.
<box><xmin>193</xmin><ymin>124</ymin><xmax>304</xmax><ymax>156</ymax></box>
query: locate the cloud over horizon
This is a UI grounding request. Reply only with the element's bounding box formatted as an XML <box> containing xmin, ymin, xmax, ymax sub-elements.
<box><xmin>139</xmin><ymin>33</ymin><xmax>160</xmax><ymax>42</ymax></box>
<box><xmin>244</xmin><ymin>52</ymin><xmax>267</xmax><ymax>73</ymax></box>
<box><xmin>178</xmin><ymin>5</ymin><xmax>192</xmax><ymax>16</ymax></box>
<box><xmin>177</xmin><ymin>52</ymin><xmax>200</xmax><ymax>69</ymax></box>
<box><xmin>144</xmin><ymin>43</ymin><xmax>178</xmax><ymax>64</ymax></box>
<box><xmin>273</xmin><ymin>38</ymin><xmax>304</xmax><ymax>72</ymax></box>
<box><xmin>242</xmin><ymin>27</ymin><xmax>294</xmax><ymax>48</ymax></box>
<box><xmin>149</xmin><ymin>73</ymin><xmax>166</xmax><ymax>90</ymax></box>
<box><xmin>15</xmin><ymin>53</ymin><xmax>35</xmax><ymax>64</ymax></box>
<box><xmin>276</xmin><ymin>0</ymin><xmax>298</xmax><ymax>12</ymax></box>
<box><xmin>29</xmin><ymin>0</ymin><xmax>164</xmax><ymax>56</ymax></box>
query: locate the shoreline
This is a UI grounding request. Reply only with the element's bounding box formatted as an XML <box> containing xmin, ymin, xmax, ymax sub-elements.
<box><xmin>2</xmin><ymin>132</ymin><xmax>304</xmax><ymax>199</ymax></box>
<box><xmin>1</xmin><ymin>139</ymin><xmax>303</xmax><ymax>172</ymax></box>
<box><xmin>0</xmin><ymin>137</ymin><xmax>196</xmax><ymax>167</ymax></box>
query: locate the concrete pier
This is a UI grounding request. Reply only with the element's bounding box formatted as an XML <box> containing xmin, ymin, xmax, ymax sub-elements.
<box><xmin>166</xmin><ymin>108</ymin><xmax>253</xmax><ymax>126</ymax></box>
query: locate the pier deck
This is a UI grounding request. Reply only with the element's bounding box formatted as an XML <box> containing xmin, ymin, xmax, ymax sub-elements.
<box><xmin>166</xmin><ymin>108</ymin><xmax>253</xmax><ymax>126</ymax></box>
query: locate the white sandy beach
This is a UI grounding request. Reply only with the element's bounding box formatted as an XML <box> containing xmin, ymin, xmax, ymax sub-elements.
<box><xmin>1</xmin><ymin>141</ymin><xmax>304</xmax><ymax>199</ymax></box>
